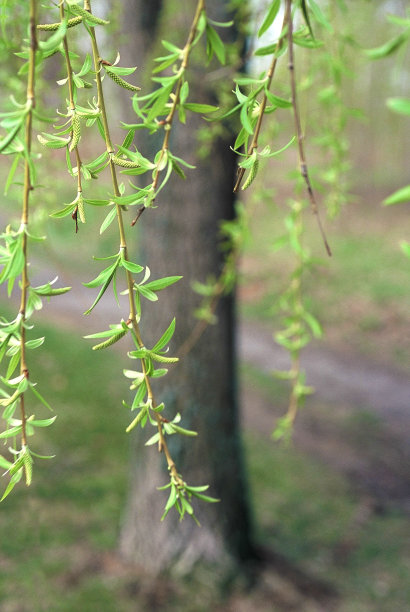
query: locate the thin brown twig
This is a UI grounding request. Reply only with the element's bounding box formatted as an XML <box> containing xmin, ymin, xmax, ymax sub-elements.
<box><xmin>233</xmin><ymin>10</ymin><xmax>288</xmax><ymax>193</ymax></box>
<box><xmin>286</xmin><ymin>0</ymin><xmax>331</xmax><ymax>257</ymax></box>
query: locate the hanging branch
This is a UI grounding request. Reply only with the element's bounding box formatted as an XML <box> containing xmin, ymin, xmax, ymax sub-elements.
<box><xmin>272</xmin><ymin>199</ymin><xmax>320</xmax><ymax>441</ymax></box>
<box><xmin>0</xmin><ymin>0</ymin><xmax>71</xmax><ymax>501</ymax></box>
<box><xmin>286</xmin><ymin>0</ymin><xmax>331</xmax><ymax>257</ymax></box>
<box><xmin>80</xmin><ymin>0</ymin><xmax>217</xmax><ymax>521</ymax></box>
<box><xmin>60</xmin><ymin>1</ymin><xmax>84</xmax><ymax>232</ymax></box>
<box><xmin>84</xmin><ymin>0</ymin><xmax>180</xmax><ymax>478</ymax></box>
<box><xmin>18</xmin><ymin>0</ymin><xmax>38</xmax><ymax>450</ymax></box>
<box><xmin>131</xmin><ymin>0</ymin><xmax>205</xmax><ymax>226</ymax></box>
<box><xmin>233</xmin><ymin>9</ymin><xmax>288</xmax><ymax>193</ymax></box>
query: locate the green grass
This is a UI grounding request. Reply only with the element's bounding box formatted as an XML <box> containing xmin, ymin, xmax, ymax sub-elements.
<box><xmin>0</xmin><ymin>320</ymin><xmax>408</xmax><ymax>611</ymax></box>
<box><xmin>247</xmin><ymin>432</ymin><xmax>410</xmax><ymax>612</ymax></box>
<box><xmin>0</xmin><ymin>317</ymin><xmax>130</xmax><ymax>611</ymax></box>
<box><xmin>240</xmin><ymin>194</ymin><xmax>410</xmax><ymax>369</ymax></box>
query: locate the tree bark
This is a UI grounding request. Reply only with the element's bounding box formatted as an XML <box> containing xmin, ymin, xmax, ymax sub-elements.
<box><xmin>119</xmin><ymin>0</ymin><xmax>255</xmax><ymax>575</ymax></box>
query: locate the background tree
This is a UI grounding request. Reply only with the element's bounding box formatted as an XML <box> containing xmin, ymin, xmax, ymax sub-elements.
<box><xmin>118</xmin><ymin>0</ymin><xmax>256</xmax><ymax>574</ymax></box>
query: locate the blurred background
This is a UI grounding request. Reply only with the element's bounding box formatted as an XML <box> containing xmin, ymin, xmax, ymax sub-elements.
<box><xmin>0</xmin><ymin>1</ymin><xmax>409</xmax><ymax>610</ymax></box>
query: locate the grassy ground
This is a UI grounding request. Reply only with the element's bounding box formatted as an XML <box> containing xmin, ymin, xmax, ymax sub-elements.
<box><xmin>0</xmin><ymin>318</ymin><xmax>408</xmax><ymax>611</ymax></box>
<box><xmin>240</xmin><ymin>185</ymin><xmax>410</xmax><ymax>371</ymax></box>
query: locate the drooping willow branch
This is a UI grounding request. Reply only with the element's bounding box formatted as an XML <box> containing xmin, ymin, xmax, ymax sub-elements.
<box><xmin>33</xmin><ymin>0</ymin><xmax>220</xmax><ymax>519</ymax></box>
<box><xmin>84</xmin><ymin>0</ymin><xmax>184</xmax><ymax>487</ymax></box>
<box><xmin>233</xmin><ymin>9</ymin><xmax>288</xmax><ymax>193</ymax></box>
<box><xmin>0</xmin><ymin>0</ymin><xmax>71</xmax><ymax>501</ymax></box>
<box><xmin>272</xmin><ymin>199</ymin><xmax>319</xmax><ymax>441</ymax></box>
<box><xmin>18</xmin><ymin>0</ymin><xmax>38</xmax><ymax>449</ymax></box>
<box><xmin>60</xmin><ymin>1</ymin><xmax>84</xmax><ymax>232</ymax></box>
<box><xmin>131</xmin><ymin>0</ymin><xmax>205</xmax><ymax>227</ymax></box>
<box><xmin>286</xmin><ymin>0</ymin><xmax>331</xmax><ymax>257</ymax></box>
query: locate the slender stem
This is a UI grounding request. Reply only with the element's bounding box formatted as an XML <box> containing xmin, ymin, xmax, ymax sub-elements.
<box><xmin>85</xmin><ymin>1</ymin><xmax>181</xmax><ymax>483</ymax></box>
<box><xmin>60</xmin><ymin>1</ymin><xmax>83</xmax><ymax>231</ymax></box>
<box><xmin>233</xmin><ymin>10</ymin><xmax>288</xmax><ymax>193</ymax></box>
<box><xmin>19</xmin><ymin>0</ymin><xmax>37</xmax><ymax>447</ymax></box>
<box><xmin>60</xmin><ymin>3</ymin><xmax>75</xmax><ymax>111</ymax></box>
<box><xmin>132</xmin><ymin>0</ymin><xmax>205</xmax><ymax>226</ymax></box>
<box><xmin>286</xmin><ymin>0</ymin><xmax>331</xmax><ymax>257</ymax></box>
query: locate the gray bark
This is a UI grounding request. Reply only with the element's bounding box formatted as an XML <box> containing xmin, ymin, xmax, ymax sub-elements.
<box><xmin>118</xmin><ymin>0</ymin><xmax>255</xmax><ymax>575</ymax></box>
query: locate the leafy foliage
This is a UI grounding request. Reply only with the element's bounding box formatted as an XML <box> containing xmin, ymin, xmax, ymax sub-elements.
<box><xmin>0</xmin><ymin>0</ymin><xmax>406</xmax><ymax>520</ymax></box>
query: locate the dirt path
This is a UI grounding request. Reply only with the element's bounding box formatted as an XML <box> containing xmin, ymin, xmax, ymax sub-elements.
<box><xmin>239</xmin><ymin>319</ymin><xmax>410</xmax><ymax>511</ymax></box>
<box><xmin>19</xmin><ymin>282</ymin><xmax>410</xmax><ymax>510</ymax></box>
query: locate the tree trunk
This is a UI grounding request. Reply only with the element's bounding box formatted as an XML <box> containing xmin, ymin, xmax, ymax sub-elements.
<box><xmin>119</xmin><ymin>0</ymin><xmax>255</xmax><ymax>575</ymax></box>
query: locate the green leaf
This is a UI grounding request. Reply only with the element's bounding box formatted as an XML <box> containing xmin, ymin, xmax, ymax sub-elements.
<box><xmin>25</xmin><ymin>337</ymin><xmax>45</xmax><ymax>350</ymax></box>
<box><xmin>293</xmin><ymin>33</ymin><xmax>323</xmax><ymax>48</ymax></box>
<box><xmin>240</xmin><ymin>103</ymin><xmax>253</xmax><ymax>135</ymax></box>
<box><xmin>169</xmin><ymin>424</ymin><xmax>197</xmax><ymax>437</ymax></box>
<box><xmin>163</xmin><ymin>483</ymin><xmax>177</xmax><ymax>512</ymax></box>
<box><xmin>366</xmin><ymin>32</ymin><xmax>409</xmax><ymax>59</ymax></box>
<box><xmin>49</xmin><ymin>203</ymin><xmax>77</xmax><ymax>218</ymax></box>
<box><xmin>146</xmin><ymin>84</ymin><xmax>174</xmax><ymax>123</ymax></box>
<box><xmin>104</xmin><ymin>65</ymin><xmax>137</xmax><ymax>76</ymax></box>
<box><xmin>308</xmin><ymin>0</ymin><xmax>332</xmax><ymax>32</ymax></box>
<box><xmin>189</xmin><ymin>491</ymin><xmax>219</xmax><ymax>503</ymax></box>
<box><xmin>0</xmin><ymin>120</ymin><xmax>23</xmax><ymax>153</ymax></box>
<box><xmin>265</xmin><ymin>91</ymin><xmax>292</xmax><ymax>108</ymax></box>
<box><xmin>0</xmin><ymin>455</ymin><xmax>12</xmax><ymax>470</ymax></box>
<box><xmin>151</xmin><ymin>319</ymin><xmax>176</xmax><ymax>353</ymax></box>
<box><xmin>255</xmin><ymin>42</ymin><xmax>278</xmax><ymax>56</ymax></box>
<box><xmin>386</xmin><ymin>97</ymin><xmax>410</xmax><ymax>116</ymax></box>
<box><xmin>258</xmin><ymin>0</ymin><xmax>280</xmax><ymax>38</ymax></box>
<box><xmin>6</xmin><ymin>352</ymin><xmax>20</xmax><ymax>379</ymax></box>
<box><xmin>28</xmin><ymin>416</ymin><xmax>57</xmax><ymax>428</ymax></box>
<box><xmin>37</xmin><ymin>133</ymin><xmax>70</xmax><ymax>149</ymax></box>
<box><xmin>183</xmin><ymin>103</ymin><xmax>219</xmax><ymax>114</ymax></box>
<box><xmin>400</xmin><ymin>241</ymin><xmax>410</xmax><ymax>258</ymax></box>
<box><xmin>137</xmin><ymin>285</ymin><xmax>158</xmax><ymax>301</ymax></box>
<box><xmin>29</xmin><ymin>384</ymin><xmax>52</xmax><ymax>411</ymax></box>
<box><xmin>83</xmin><ymin>258</ymin><xmax>120</xmax><ymax>314</ymax></box>
<box><xmin>120</xmin><ymin>258</ymin><xmax>144</xmax><ymax>274</ymax></box>
<box><xmin>161</xmin><ymin>39</ymin><xmax>181</xmax><ymax>54</ymax></box>
<box><xmin>300</xmin><ymin>0</ymin><xmax>314</xmax><ymax>39</ymax></box>
<box><xmin>83</xmin><ymin>198</ymin><xmax>110</xmax><ymax>207</ymax></box>
<box><xmin>83</xmin><ymin>260</ymin><xmax>118</xmax><ymax>288</ymax></box>
<box><xmin>100</xmin><ymin>207</ymin><xmax>117</xmax><ymax>234</ymax></box>
<box><xmin>145</xmin><ymin>432</ymin><xmax>160</xmax><ymax>446</ymax></box>
<box><xmin>144</xmin><ymin>276</ymin><xmax>182</xmax><ymax>292</ymax></box>
<box><xmin>1</xmin><ymin>468</ymin><xmax>23</xmax><ymax>501</ymax></box>
<box><xmin>383</xmin><ymin>185</ymin><xmax>410</xmax><ymax>206</ymax></box>
<box><xmin>206</xmin><ymin>24</ymin><xmax>226</xmax><ymax>64</ymax></box>
<box><xmin>0</xmin><ymin>425</ymin><xmax>22</xmax><ymax>439</ymax></box>
<box><xmin>4</xmin><ymin>154</ymin><xmax>21</xmax><ymax>195</ymax></box>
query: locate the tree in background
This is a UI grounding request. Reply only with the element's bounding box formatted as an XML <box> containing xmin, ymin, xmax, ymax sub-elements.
<box><xmin>118</xmin><ymin>0</ymin><xmax>256</xmax><ymax>573</ymax></box>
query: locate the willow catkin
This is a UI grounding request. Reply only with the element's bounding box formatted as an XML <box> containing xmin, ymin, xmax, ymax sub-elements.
<box><xmin>104</xmin><ymin>70</ymin><xmax>141</xmax><ymax>92</ymax></box>
<box><xmin>37</xmin><ymin>16</ymin><xmax>82</xmax><ymax>31</ymax></box>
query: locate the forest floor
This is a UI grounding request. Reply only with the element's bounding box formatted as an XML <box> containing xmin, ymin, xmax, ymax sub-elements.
<box><xmin>1</xmin><ymin>171</ymin><xmax>409</xmax><ymax>610</ymax></box>
<box><xmin>239</xmin><ymin>318</ymin><xmax>410</xmax><ymax>512</ymax></box>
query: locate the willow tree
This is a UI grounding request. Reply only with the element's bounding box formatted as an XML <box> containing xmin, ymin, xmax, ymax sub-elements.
<box><xmin>0</xmin><ymin>0</ymin><xmax>364</xmax><ymax>578</ymax></box>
